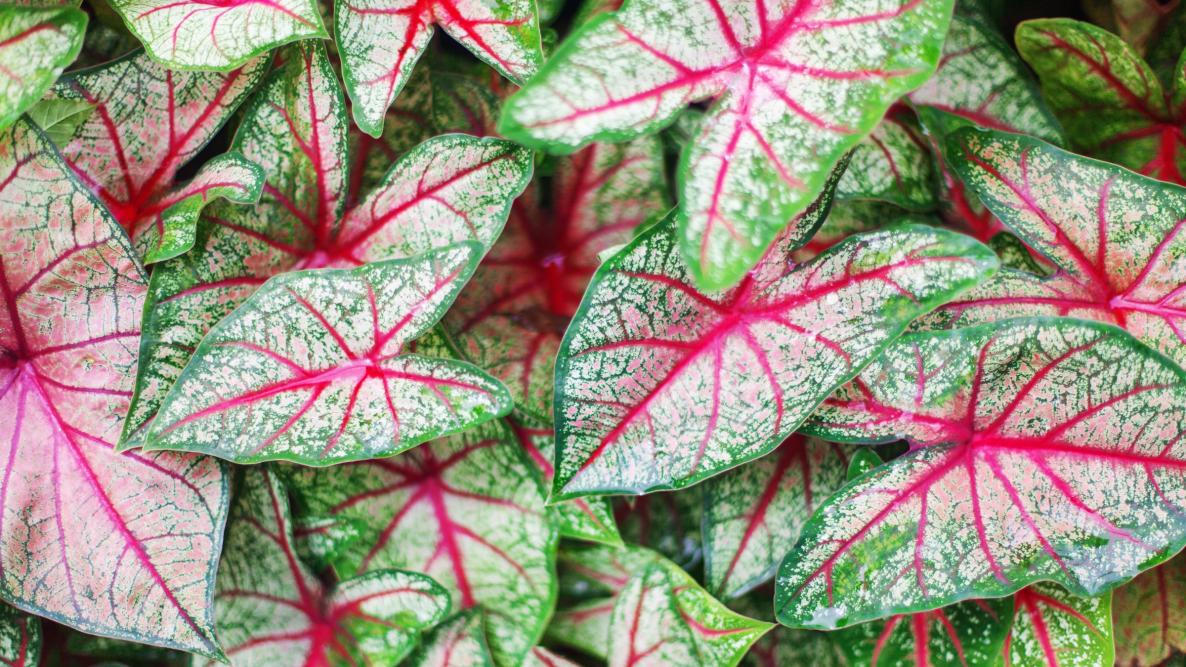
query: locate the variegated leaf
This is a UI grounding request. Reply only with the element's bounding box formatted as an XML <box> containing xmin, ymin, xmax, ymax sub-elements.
<box><xmin>445</xmin><ymin>137</ymin><xmax>667</xmax><ymax>419</ymax></box>
<box><xmin>780</xmin><ymin>318</ymin><xmax>1186</xmax><ymax>628</ymax></box>
<box><xmin>703</xmin><ymin>435</ymin><xmax>853</xmax><ymax>600</ymax></box>
<box><xmin>0</xmin><ymin>119</ymin><xmax>227</xmax><ymax>657</ymax></box>
<box><xmin>832</xmin><ymin>598</ymin><xmax>1012</xmax><ymax>666</ymax></box>
<box><xmin>553</xmin><ymin>216</ymin><xmax>997</xmax><ymax>497</ymax></box>
<box><xmin>607</xmin><ymin>558</ymin><xmax>771</xmax><ymax>666</ymax></box>
<box><xmin>145</xmin><ymin>245</ymin><xmax>511</xmax><ymax>465</ymax></box>
<box><xmin>205</xmin><ymin>468</ymin><xmax>450</xmax><ymax>666</ymax></box>
<box><xmin>122</xmin><ymin>42</ymin><xmax>531</xmax><ymax>446</ymax></box>
<box><xmin>500</xmin><ymin>0</ymin><xmax>953</xmax><ymax>289</ymax></box>
<box><xmin>1113</xmin><ymin>555</ymin><xmax>1186</xmax><ymax>666</ymax></box>
<box><xmin>0</xmin><ymin>605</ymin><xmax>38</xmax><ymax>667</ymax></box>
<box><xmin>283</xmin><ymin>420</ymin><xmax>557</xmax><ymax>666</ymax></box>
<box><xmin>407</xmin><ymin>610</ymin><xmax>493</xmax><ymax>667</ymax></box>
<box><xmin>1006</xmin><ymin>583</ymin><xmax>1114</xmax><ymax>667</ymax></box>
<box><xmin>527</xmin><ymin>646</ymin><xmax>580</xmax><ymax>667</ymax></box>
<box><xmin>107</xmin><ymin>0</ymin><xmax>325</xmax><ymax>70</ymax></box>
<box><xmin>836</xmin><ymin>111</ymin><xmax>936</xmax><ymax>210</ymax></box>
<box><xmin>338</xmin><ymin>0</ymin><xmax>542</xmax><ymax>137</ymax></box>
<box><xmin>789</xmin><ymin>200</ymin><xmax>904</xmax><ymax>262</ymax></box>
<box><xmin>46</xmin><ymin>51</ymin><xmax>268</xmax><ymax>263</ymax></box>
<box><xmin>0</xmin><ymin>6</ymin><xmax>85</xmax><ymax>131</ymax></box>
<box><xmin>929</xmin><ymin>127</ymin><xmax>1186</xmax><ymax>370</ymax></box>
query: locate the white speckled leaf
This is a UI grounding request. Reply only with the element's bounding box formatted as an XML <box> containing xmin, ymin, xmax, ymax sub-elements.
<box><xmin>702</xmin><ymin>435</ymin><xmax>854</xmax><ymax>599</ymax></box>
<box><xmin>1113</xmin><ymin>556</ymin><xmax>1186</xmax><ymax>666</ymax></box>
<box><xmin>205</xmin><ymin>468</ymin><xmax>449</xmax><ymax>666</ymax></box>
<box><xmin>780</xmin><ymin>318</ymin><xmax>1186</xmax><ymax>629</ymax></box>
<box><xmin>338</xmin><ymin>0</ymin><xmax>542</xmax><ymax>137</ymax></box>
<box><xmin>553</xmin><ymin>216</ymin><xmax>997</xmax><ymax>497</ymax></box>
<box><xmin>1006</xmin><ymin>583</ymin><xmax>1114</xmax><ymax>667</ymax></box>
<box><xmin>832</xmin><ymin>598</ymin><xmax>1012</xmax><ymax>666</ymax></box>
<box><xmin>527</xmin><ymin>646</ymin><xmax>580</xmax><ymax>667</ymax></box>
<box><xmin>282</xmin><ymin>420</ymin><xmax>557</xmax><ymax>666</ymax></box>
<box><xmin>145</xmin><ymin>245</ymin><xmax>510</xmax><ymax>465</ymax></box>
<box><xmin>607</xmin><ymin>558</ymin><xmax>770</xmax><ymax>667</ymax></box>
<box><xmin>0</xmin><ymin>605</ymin><xmax>37</xmax><ymax>667</ymax></box>
<box><xmin>408</xmin><ymin>610</ymin><xmax>493</xmax><ymax>667</ymax></box>
<box><xmin>500</xmin><ymin>0</ymin><xmax>953</xmax><ymax>289</ymax></box>
<box><xmin>0</xmin><ymin>119</ymin><xmax>227</xmax><ymax>658</ymax></box>
<box><xmin>0</xmin><ymin>6</ymin><xmax>85</xmax><ymax>131</ymax></box>
<box><xmin>836</xmin><ymin>112</ymin><xmax>936</xmax><ymax>210</ymax></box>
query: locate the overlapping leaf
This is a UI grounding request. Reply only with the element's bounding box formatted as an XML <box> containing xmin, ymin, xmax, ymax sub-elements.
<box><xmin>832</xmin><ymin>598</ymin><xmax>1012</xmax><ymax>666</ymax></box>
<box><xmin>836</xmin><ymin>111</ymin><xmax>936</xmax><ymax>211</ymax></box>
<box><xmin>780</xmin><ymin>318</ymin><xmax>1186</xmax><ymax>628</ymax></box>
<box><xmin>123</xmin><ymin>42</ymin><xmax>531</xmax><ymax>446</ymax></box>
<box><xmin>0</xmin><ymin>119</ymin><xmax>227</xmax><ymax>657</ymax></box>
<box><xmin>0</xmin><ymin>605</ymin><xmax>38</xmax><ymax>667</ymax></box>
<box><xmin>338</xmin><ymin>0</ymin><xmax>542</xmax><ymax>137</ymax></box>
<box><xmin>927</xmin><ymin>127</ymin><xmax>1186</xmax><ymax>370</ymax></box>
<box><xmin>500</xmin><ymin>0</ymin><xmax>954</xmax><ymax>289</ymax></box>
<box><xmin>0</xmin><ymin>6</ymin><xmax>85</xmax><ymax>131</ymax></box>
<box><xmin>1006</xmin><ymin>584</ymin><xmax>1113</xmax><ymax>667</ymax></box>
<box><xmin>1113</xmin><ymin>555</ymin><xmax>1186</xmax><ymax>666</ymax></box>
<box><xmin>283</xmin><ymin>420</ymin><xmax>557</xmax><ymax>666</ymax></box>
<box><xmin>407</xmin><ymin>610</ymin><xmax>493</xmax><ymax>667</ymax></box>
<box><xmin>206</xmin><ymin>468</ymin><xmax>449</xmax><ymax>666</ymax></box>
<box><xmin>743</xmin><ymin>626</ymin><xmax>847</xmax><ymax>667</ymax></box>
<box><xmin>45</xmin><ymin>51</ymin><xmax>267</xmax><ymax>263</ymax></box>
<box><xmin>553</xmin><ymin>216</ymin><xmax>997</xmax><ymax>497</ymax></box>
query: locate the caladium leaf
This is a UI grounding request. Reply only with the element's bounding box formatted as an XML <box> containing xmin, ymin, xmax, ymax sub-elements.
<box><xmin>123</xmin><ymin>42</ymin><xmax>531</xmax><ymax>446</ymax></box>
<box><xmin>46</xmin><ymin>50</ymin><xmax>268</xmax><ymax>263</ymax></box>
<box><xmin>1016</xmin><ymin>19</ymin><xmax>1186</xmax><ymax>184</ymax></box>
<box><xmin>1006</xmin><ymin>583</ymin><xmax>1114</xmax><ymax>667</ymax></box>
<box><xmin>337</xmin><ymin>0</ymin><xmax>542</xmax><ymax>137</ymax></box>
<box><xmin>145</xmin><ymin>245</ymin><xmax>511</xmax><ymax>465</ymax></box>
<box><xmin>527</xmin><ymin>647</ymin><xmax>580</xmax><ymax>667</ymax></box>
<box><xmin>1083</xmin><ymin>0</ymin><xmax>1178</xmax><ymax>55</ymax></box>
<box><xmin>283</xmin><ymin>420</ymin><xmax>557</xmax><ymax>666</ymax></box>
<box><xmin>0</xmin><ymin>6</ymin><xmax>85</xmax><ymax>131</ymax></box>
<box><xmin>207</xmin><ymin>468</ymin><xmax>450</xmax><ymax>666</ymax></box>
<box><xmin>931</xmin><ymin>127</ymin><xmax>1186</xmax><ymax>370</ymax></box>
<box><xmin>553</xmin><ymin>215</ymin><xmax>998</xmax><ymax>497</ymax></box>
<box><xmin>780</xmin><ymin>317</ymin><xmax>1186</xmax><ymax>629</ymax></box>
<box><xmin>407</xmin><ymin>610</ymin><xmax>492</xmax><ymax>667</ymax></box>
<box><xmin>445</xmin><ymin>136</ymin><xmax>667</xmax><ymax>419</ymax></box>
<box><xmin>107</xmin><ymin>0</ymin><xmax>325</xmax><ymax>71</ymax></box>
<box><xmin>607</xmin><ymin>558</ymin><xmax>771</xmax><ymax>666</ymax></box>
<box><xmin>0</xmin><ymin>119</ymin><xmax>227</xmax><ymax>657</ymax></box>
<box><xmin>789</xmin><ymin>200</ymin><xmax>906</xmax><ymax>262</ymax></box>
<box><xmin>702</xmin><ymin>435</ymin><xmax>854</xmax><ymax>600</ymax></box>
<box><xmin>836</xmin><ymin>111</ymin><xmax>937</xmax><ymax>211</ymax></box>
<box><xmin>499</xmin><ymin>0</ymin><xmax>954</xmax><ymax>290</ymax></box>
<box><xmin>831</xmin><ymin>598</ymin><xmax>1012</xmax><ymax>666</ymax></box>
<box><xmin>0</xmin><ymin>605</ymin><xmax>39</xmax><ymax>667</ymax></box>
<box><xmin>1113</xmin><ymin>555</ymin><xmax>1186</xmax><ymax>666</ymax></box>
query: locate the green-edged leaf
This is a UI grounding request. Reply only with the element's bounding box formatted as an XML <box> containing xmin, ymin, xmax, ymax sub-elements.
<box><xmin>122</xmin><ymin>42</ymin><xmax>531</xmax><ymax>446</ymax></box>
<box><xmin>913</xmin><ymin>106</ymin><xmax>1007</xmax><ymax>242</ymax></box>
<box><xmin>607</xmin><ymin>558</ymin><xmax>770</xmax><ymax>666</ymax></box>
<box><xmin>338</xmin><ymin>0</ymin><xmax>542</xmax><ymax>137</ymax></box>
<box><xmin>407</xmin><ymin>610</ymin><xmax>493</xmax><ymax>667</ymax></box>
<box><xmin>744</xmin><ymin>626</ymin><xmax>848</xmax><ymax>667</ymax></box>
<box><xmin>836</xmin><ymin>111</ymin><xmax>937</xmax><ymax>210</ymax></box>
<box><xmin>0</xmin><ymin>605</ymin><xmax>38</xmax><ymax>667</ymax></box>
<box><xmin>25</xmin><ymin>98</ymin><xmax>92</xmax><ymax>146</ymax></box>
<box><xmin>702</xmin><ymin>435</ymin><xmax>854</xmax><ymax>600</ymax></box>
<box><xmin>107</xmin><ymin>0</ymin><xmax>324</xmax><ymax>70</ymax></box>
<box><xmin>45</xmin><ymin>50</ymin><xmax>268</xmax><ymax>263</ymax></box>
<box><xmin>205</xmin><ymin>468</ymin><xmax>449</xmax><ymax>666</ymax></box>
<box><xmin>789</xmin><ymin>200</ymin><xmax>905</xmax><ymax>262</ymax></box>
<box><xmin>930</xmin><ymin>127</ymin><xmax>1186</xmax><ymax>370</ymax></box>
<box><xmin>499</xmin><ymin>0</ymin><xmax>953</xmax><ymax>290</ymax></box>
<box><xmin>0</xmin><ymin>6</ymin><xmax>85</xmax><ymax>131</ymax></box>
<box><xmin>780</xmin><ymin>318</ymin><xmax>1186</xmax><ymax>628</ymax></box>
<box><xmin>445</xmin><ymin>136</ymin><xmax>667</xmax><ymax>420</ymax></box>
<box><xmin>0</xmin><ymin>118</ymin><xmax>227</xmax><ymax>657</ymax></box>
<box><xmin>1113</xmin><ymin>555</ymin><xmax>1186</xmax><ymax>666</ymax></box>
<box><xmin>832</xmin><ymin>598</ymin><xmax>1012</xmax><ymax>666</ymax></box>
<box><xmin>553</xmin><ymin>215</ymin><xmax>997</xmax><ymax>498</ymax></box>
<box><xmin>283</xmin><ymin>420</ymin><xmax>557</xmax><ymax>666</ymax></box>
<box><xmin>1006</xmin><ymin>583</ymin><xmax>1114</xmax><ymax>667</ymax></box>
<box><xmin>145</xmin><ymin>245</ymin><xmax>510</xmax><ymax>465</ymax></box>
<box><xmin>1016</xmin><ymin>19</ymin><xmax>1186</xmax><ymax>184</ymax></box>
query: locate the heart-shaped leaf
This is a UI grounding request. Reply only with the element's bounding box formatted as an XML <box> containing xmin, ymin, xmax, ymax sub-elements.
<box><xmin>45</xmin><ymin>50</ymin><xmax>268</xmax><ymax>263</ymax></box>
<box><xmin>0</xmin><ymin>605</ymin><xmax>38</xmax><ymax>667</ymax></box>
<box><xmin>500</xmin><ymin>0</ymin><xmax>953</xmax><ymax>289</ymax></box>
<box><xmin>702</xmin><ymin>435</ymin><xmax>854</xmax><ymax>600</ymax></box>
<box><xmin>1006</xmin><ymin>584</ymin><xmax>1113</xmax><ymax>667</ymax></box>
<box><xmin>122</xmin><ymin>42</ymin><xmax>531</xmax><ymax>446</ymax></box>
<box><xmin>444</xmin><ymin>136</ymin><xmax>667</xmax><ymax>420</ymax></box>
<box><xmin>0</xmin><ymin>119</ymin><xmax>227</xmax><ymax>657</ymax></box>
<box><xmin>145</xmin><ymin>244</ymin><xmax>511</xmax><ymax>465</ymax></box>
<box><xmin>205</xmin><ymin>467</ymin><xmax>450</xmax><ymax>666</ymax></box>
<box><xmin>0</xmin><ymin>6</ymin><xmax>85</xmax><ymax>131</ymax></box>
<box><xmin>930</xmin><ymin>127</ymin><xmax>1186</xmax><ymax>370</ymax></box>
<box><xmin>553</xmin><ymin>215</ymin><xmax>997</xmax><ymax>497</ymax></box>
<box><xmin>1113</xmin><ymin>556</ymin><xmax>1186</xmax><ymax>666</ymax></box>
<box><xmin>780</xmin><ymin>318</ymin><xmax>1186</xmax><ymax>628</ymax></box>
<box><xmin>283</xmin><ymin>420</ymin><xmax>557</xmax><ymax>666</ymax></box>
<box><xmin>107</xmin><ymin>0</ymin><xmax>325</xmax><ymax>70</ymax></box>
<box><xmin>338</xmin><ymin>0</ymin><xmax>542</xmax><ymax>137</ymax></box>
<box><xmin>607</xmin><ymin>558</ymin><xmax>771</xmax><ymax>667</ymax></box>
<box><xmin>832</xmin><ymin>598</ymin><xmax>1012</xmax><ymax>666</ymax></box>
<box><xmin>407</xmin><ymin>610</ymin><xmax>492</xmax><ymax>667</ymax></box>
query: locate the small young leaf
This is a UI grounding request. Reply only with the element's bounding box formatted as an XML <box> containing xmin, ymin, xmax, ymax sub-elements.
<box><xmin>0</xmin><ymin>6</ymin><xmax>85</xmax><ymax>131</ymax></box>
<box><xmin>1006</xmin><ymin>583</ymin><xmax>1114</xmax><ymax>667</ymax></box>
<box><xmin>836</xmin><ymin>112</ymin><xmax>937</xmax><ymax>211</ymax></box>
<box><xmin>1113</xmin><ymin>555</ymin><xmax>1186</xmax><ymax>666</ymax></box>
<box><xmin>832</xmin><ymin>598</ymin><xmax>1012</xmax><ymax>666</ymax></box>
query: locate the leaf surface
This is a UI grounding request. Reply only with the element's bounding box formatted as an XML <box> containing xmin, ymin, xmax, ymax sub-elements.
<box><xmin>500</xmin><ymin>0</ymin><xmax>953</xmax><ymax>289</ymax></box>
<box><xmin>0</xmin><ymin>6</ymin><xmax>85</xmax><ymax>131</ymax></box>
<box><xmin>1113</xmin><ymin>555</ymin><xmax>1186</xmax><ymax>666</ymax></box>
<box><xmin>832</xmin><ymin>598</ymin><xmax>1012</xmax><ymax>666</ymax></box>
<box><xmin>0</xmin><ymin>605</ymin><xmax>38</xmax><ymax>667</ymax></box>
<box><xmin>407</xmin><ymin>610</ymin><xmax>493</xmax><ymax>667</ymax></box>
<box><xmin>836</xmin><ymin>111</ymin><xmax>936</xmax><ymax>210</ymax></box>
<box><xmin>1005</xmin><ymin>583</ymin><xmax>1114</xmax><ymax>667</ymax></box>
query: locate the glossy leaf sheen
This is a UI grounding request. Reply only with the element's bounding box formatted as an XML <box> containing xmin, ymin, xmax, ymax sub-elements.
<box><xmin>500</xmin><ymin>0</ymin><xmax>953</xmax><ymax>289</ymax></box>
<box><xmin>0</xmin><ymin>6</ymin><xmax>85</xmax><ymax>131</ymax></box>
<box><xmin>1113</xmin><ymin>556</ymin><xmax>1186</xmax><ymax>666</ymax></box>
<box><xmin>1006</xmin><ymin>583</ymin><xmax>1114</xmax><ymax>667</ymax></box>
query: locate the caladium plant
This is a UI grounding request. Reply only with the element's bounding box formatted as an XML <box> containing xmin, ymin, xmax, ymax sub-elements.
<box><xmin>0</xmin><ymin>5</ymin><xmax>86</xmax><ymax>132</ymax></box>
